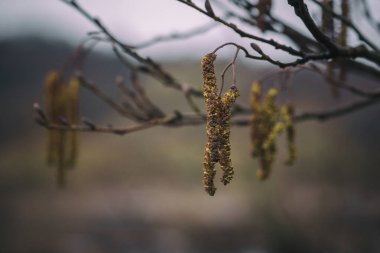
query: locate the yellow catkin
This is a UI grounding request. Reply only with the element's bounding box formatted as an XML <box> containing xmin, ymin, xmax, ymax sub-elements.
<box><xmin>202</xmin><ymin>53</ymin><xmax>219</xmax><ymax>196</ymax></box>
<box><xmin>44</xmin><ymin>71</ymin><xmax>66</xmax><ymax>165</ymax></box>
<box><xmin>281</xmin><ymin>104</ymin><xmax>296</xmax><ymax>165</ymax></box>
<box><xmin>250</xmin><ymin>82</ymin><xmax>262</xmax><ymax>157</ymax></box>
<box><xmin>45</xmin><ymin>71</ymin><xmax>68</xmax><ymax>186</ymax></box>
<box><xmin>262</xmin><ymin>122</ymin><xmax>285</xmax><ymax>150</ymax></box>
<box><xmin>45</xmin><ymin>71</ymin><xmax>59</xmax><ymax>165</ymax></box>
<box><xmin>250</xmin><ymin>82</ymin><xmax>262</xmax><ymax>107</ymax></box>
<box><xmin>257</xmin><ymin>87</ymin><xmax>279</xmax><ymax>180</ymax></box>
<box><xmin>250</xmin><ymin>83</ymin><xmax>297</xmax><ymax>179</ymax></box>
<box><xmin>220</xmin><ymin>86</ymin><xmax>240</xmax><ymax>185</ymax></box>
<box><xmin>249</xmin><ymin>84</ymin><xmax>280</xmax><ymax>180</ymax></box>
<box><xmin>44</xmin><ymin>71</ymin><xmax>61</xmax><ymax>120</ymax></box>
<box><xmin>65</xmin><ymin>77</ymin><xmax>80</xmax><ymax>168</ymax></box>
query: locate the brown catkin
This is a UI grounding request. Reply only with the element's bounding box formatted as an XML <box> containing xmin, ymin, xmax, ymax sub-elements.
<box><xmin>257</xmin><ymin>0</ymin><xmax>272</xmax><ymax>32</ymax></box>
<box><xmin>321</xmin><ymin>0</ymin><xmax>340</xmax><ymax>95</ymax></box>
<box><xmin>202</xmin><ymin>53</ymin><xmax>219</xmax><ymax>196</ymax></box>
<box><xmin>202</xmin><ymin>53</ymin><xmax>240</xmax><ymax>194</ymax></box>
<box><xmin>339</xmin><ymin>0</ymin><xmax>350</xmax><ymax>82</ymax></box>
<box><xmin>339</xmin><ymin>0</ymin><xmax>349</xmax><ymax>47</ymax></box>
<box><xmin>219</xmin><ymin>86</ymin><xmax>240</xmax><ymax>185</ymax></box>
<box><xmin>321</xmin><ymin>0</ymin><xmax>335</xmax><ymax>40</ymax></box>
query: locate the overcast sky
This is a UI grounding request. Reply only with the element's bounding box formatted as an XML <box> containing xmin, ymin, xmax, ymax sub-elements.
<box><xmin>0</xmin><ymin>0</ymin><xmax>378</xmax><ymax>61</ymax></box>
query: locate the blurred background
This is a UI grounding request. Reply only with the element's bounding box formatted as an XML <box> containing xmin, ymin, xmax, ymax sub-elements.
<box><xmin>1</xmin><ymin>1</ymin><xmax>380</xmax><ymax>253</ymax></box>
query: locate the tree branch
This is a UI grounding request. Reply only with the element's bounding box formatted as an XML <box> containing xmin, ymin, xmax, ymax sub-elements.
<box><xmin>287</xmin><ymin>0</ymin><xmax>339</xmax><ymax>53</ymax></box>
<box><xmin>287</xmin><ymin>0</ymin><xmax>380</xmax><ymax>66</ymax></box>
<box><xmin>310</xmin><ymin>0</ymin><xmax>379</xmax><ymax>52</ymax></box>
<box><xmin>176</xmin><ymin>0</ymin><xmax>305</xmax><ymax>57</ymax></box>
<box><xmin>134</xmin><ymin>20</ymin><xmax>221</xmax><ymax>49</ymax></box>
<box><xmin>60</xmin><ymin>0</ymin><xmax>203</xmax><ymax>97</ymax></box>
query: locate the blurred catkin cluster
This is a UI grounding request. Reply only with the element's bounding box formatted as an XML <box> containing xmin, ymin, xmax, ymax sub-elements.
<box><xmin>250</xmin><ymin>82</ymin><xmax>295</xmax><ymax>180</ymax></box>
<box><xmin>44</xmin><ymin>71</ymin><xmax>80</xmax><ymax>187</ymax></box>
<box><xmin>202</xmin><ymin>53</ymin><xmax>239</xmax><ymax>196</ymax></box>
<box><xmin>322</xmin><ymin>0</ymin><xmax>350</xmax><ymax>97</ymax></box>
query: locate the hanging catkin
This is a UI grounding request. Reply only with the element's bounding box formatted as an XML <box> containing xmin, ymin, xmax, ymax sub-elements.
<box><xmin>44</xmin><ymin>71</ymin><xmax>67</xmax><ymax>166</ymax></box>
<box><xmin>281</xmin><ymin>104</ymin><xmax>296</xmax><ymax>165</ymax></box>
<box><xmin>44</xmin><ymin>71</ymin><xmax>68</xmax><ymax>186</ymax></box>
<box><xmin>219</xmin><ymin>86</ymin><xmax>239</xmax><ymax>185</ymax></box>
<box><xmin>250</xmin><ymin>82</ymin><xmax>263</xmax><ymax>158</ymax></box>
<box><xmin>201</xmin><ymin>53</ymin><xmax>239</xmax><ymax>195</ymax></box>
<box><xmin>250</xmin><ymin>81</ymin><xmax>296</xmax><ymax>180</ymax></box>
<box><xmin>257</xmin><ymin>0</ymin><xmax>272</xmax><ymax>32</ymax></box>
<box><xmin>44</xmin><ymin>71</ymin><xmax>81</xmax><ymax>187</ymax></box>
<box><xmin>339</xmin><ymin>0</ymin><xmax>349</xmax><ymax>47</ymax></box>
<box><xmin>65</xmin><ymin>77</ymin><xmax>80</xmax><ymax>168</ymax></box>
<box><xmin>338</xmin><ymin>0</ymin><xmax>350</xmax><ymax>82</ymax></box>
<box><xmin>202</xmin><ymin>53</ymin><xmax>220</xmax><ymax>196</ymax></box>
<box><xmin>321</xmin><ymin>0</ymin><xmax>335</xmax><ymax>39</ymax></box>
<box><xmin>257</xmin><ymin>88</ymin><xmax>278</xmax><ymax>180</ymax></box>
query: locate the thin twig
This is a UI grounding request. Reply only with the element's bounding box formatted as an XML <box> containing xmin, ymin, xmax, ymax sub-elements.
<box><xmin>307</xmin><ymin>63</ymin><xmax>376</xmax><ymax>98</ymax></box>
<box><xmin>135</xmin><ymin>21</ymin><xmax>220</xmax><ymax>49</ymax></box>
<box><xmin>220</xmin><ymin>47</ymin><xmax>240</xmax><ymax>97</ymax></box>
<box><xmin>38</xmin><ymin>113</ymin><xmax>182</xmax><ymax>135</ymax></box>
<box><xmin>78</xmin><ymin>74</ymin><xmax>147</xmax><ymax>121</ymax></box>
<box><xmin>287</xmin><ymin>0</ymin><xmax>380</xmax><ymax>66</ymax></box>
<box><xmin>177</xmin><ymin>0</ymin><xmax>304</xmax><ymax>57</ymax></box>
<box><xmin>61</xmin><ymin>0</ymin><xmax>203</xmax><ymax>97</ymax></box>
<box><xmin>310</xmin><ymin>0</ymin><xmax>379</xmax><ymax>52</ymax></box>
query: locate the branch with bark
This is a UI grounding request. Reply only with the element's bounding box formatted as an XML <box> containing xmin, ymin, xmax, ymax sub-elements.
<box><xmin>36</xmin><ymin>0</ymin><xmax>380</xmax><ymax>190</ymax></box>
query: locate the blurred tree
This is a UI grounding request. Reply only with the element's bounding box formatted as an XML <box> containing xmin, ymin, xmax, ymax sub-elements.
<box><xmin>35</xmin><ymin>0</ymin><xmax>380</xmax><ymax>194</ymax></box>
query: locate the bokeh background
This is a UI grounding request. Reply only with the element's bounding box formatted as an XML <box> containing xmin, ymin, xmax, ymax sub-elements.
<box><xmin>1</xmin><ymin>1</ymin><xmax>380</xmax><ymax>253</ymax></box>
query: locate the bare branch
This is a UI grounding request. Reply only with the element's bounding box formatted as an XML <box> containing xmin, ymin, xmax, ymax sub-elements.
<box><xmin>288</xmin><ymin>0</ymin><xmax>380</xmax><ymax>66</ymax></box>
<box><xmin>287</xmin><ymin>0</ymin><xmax>340</xmax><ymax>53</ymax></box>
<box><xmin>310</xmin><ymin>0</ymin><xmax>379</xmax><ymax>52</ymax></box>
<box><xmin>295</xmin><ymin>95</ymin><xmax>380</xmax><ymax>122</ymax></box>
<box><xmin>35</xmin><ymin>93</ymin><xmax>380</xmax><ymax>136</ymax></box>
<box><xmin>177</xmin><ymin>0</ymin><xmax>305</xmax><ymax>57</ymax></box>
<box><xmin>220</xmin><ymin>47</ymin><xmax>240</xmax><ymax>96</ymax></box>
<box><xmin>78</xmin><ymin>74</ymin><xmax>148</xmax><ymax>121</ymax></box>
<box><xmin>37</xmin><ymin>113</ymin><xmax>183</xmax><ymax>135</ymax></box>
<box><xmin>61</xmin><ymin>0</ymin><xmax>203</xmax><ymax>97</ymax></box>
<box><xmin>134</xmin><ymin>20</ymin><xmax>220</xmax><ymax>49</ymax></box>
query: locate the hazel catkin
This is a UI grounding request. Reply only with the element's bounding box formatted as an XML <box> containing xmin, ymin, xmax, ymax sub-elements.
<box><xmin>65</xmin><ymin>77</ymin><xmax>80</xmax><ymax>168</ymax></box>
<box><xmin>44</xmin><ymin>72</ymin><xmax>81</xmax><ymax>187</ymax></box>
<box><xmin>249</xmin><ymin>81</ymin><xmax>297</xmax><ymax>180</ymax></box>
<box><xmin>202</xmin><ymin>53</ymin><xmax>220</xmax><ymax>196</ymax></box>
<box><xmin>219</xmin><ymin>86</ymin><xmax>240</xmax><ymax>185</ymax></box>
<box><xmin>201</xmin><ymin>53</ymin><xmax>239</xmax><ymax>195</ymax></box>
<box><xmin>281</xmin><ymin>104</ymin><xmax>296</xmax><ymax>165</ymax></box>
